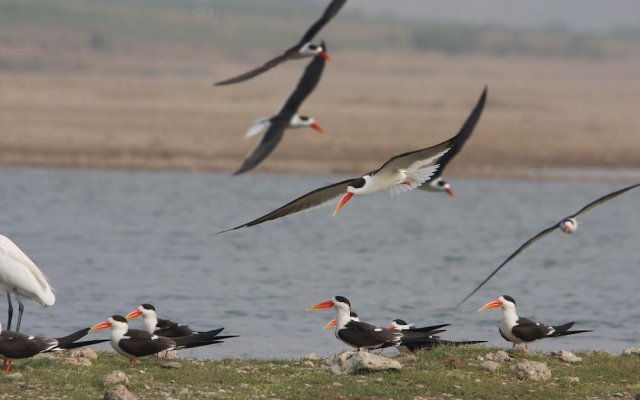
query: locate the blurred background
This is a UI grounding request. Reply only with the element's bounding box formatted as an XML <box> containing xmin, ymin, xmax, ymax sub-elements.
<box><xmin>0</xmin><ymin>1</ymin><xmax>638</xmax><ymax>358</ymax></box>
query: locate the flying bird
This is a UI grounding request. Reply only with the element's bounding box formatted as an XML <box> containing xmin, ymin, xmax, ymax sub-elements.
<box><xmin>418</xmin><ymin>86</ymin><xmax>487</xmax><ymax>198</ymax></box>
<box><xmin>0</xmin><ymin>325</ymin><xmax>107</xmax><ymax>373</ymax></box>
<box><xmin>456</xmin><ymin>182</ymin><xmax>640</xmax><ymax>308</ymax></box>
<box><xmin>0</xmin><ymin>234</ymin><xmax>55</xmax><ymax>332</ymax></box>
<box><xmin>233</xmin><ymin>42</ymin><xmax>328</xmax><ymax>175</ymax></box>
<box><xmin>307</xmin><ymin>296</ymin><xmax>402</xmax><ymax>351</ymax></box>
<box><xmin>214</xmin><ymin>0</ymin><xmax>346</xmax><ymax>85</ymax></box>
<box><xmin>90</xmin><ymin>315</ymin><xmax>236</xmax><ymax>366</ymax></box>
<box><xmin>478</xmin><ymin>295</ymin><xmax>591</xmax><ymax>351</ymax></box>
<box><xmin>218</xmin><ymin>87</ymin><xmax>488</xmax><ymax>233</ymax></box>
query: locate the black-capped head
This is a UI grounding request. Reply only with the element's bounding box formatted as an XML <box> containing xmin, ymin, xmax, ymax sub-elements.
<box><xmin>112</xmin><ymin>315</ymin><xmax>128</xmax><ymax>323</ymax></box>
<box><xmin>349</xmin><ymin>178</ymin><xmax>366</xmax><ymax>189</ymax></box>
<box><xmin>501</xmin><ymin>295</ymin><xmax>516</xmax><ymax>305</ymax></box>
<box><xmin>334</xmin><ymin>296</ymin><xmax>350</xmax><ymax>308</ymax></box>
<box><xmin>350</xmin><ymin>311</ymin><xmax>358</xmax><ymax>318</ymax></box>
<box><xmin>141</xmin><ymin>304</ymin><xmax>156</xmax><ymax>311</ymax></box>
<box><xmin>393</xmin><ymin>319</ymin><xmax>408</xmax><ymax>326</ymax></box>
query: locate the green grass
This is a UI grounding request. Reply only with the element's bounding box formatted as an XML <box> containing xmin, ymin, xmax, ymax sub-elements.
<box><xmin>1</xmin><ymin>347</ymin><xmax>639</xmax><ymax>399</ymax></box>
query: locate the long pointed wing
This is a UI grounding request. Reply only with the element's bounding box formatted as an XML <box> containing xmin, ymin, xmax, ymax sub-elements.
<box><xmin>374</xmin><ymin>137</ymin><xmax>453</xmax><ymax>178</ymax></box>
<box><xmin>454</xmin><ymin>224</ymin><xmax>558</xmax><ymax>308</ymax></box>
<box><xmin>233</xmin><ymin>120</ymin><xmax>287</xmax><ymax>175</ymax></box>
<box><xmin>217</xmin><ymin>178</ymin><xmax>355</xmax><ymax>233</ymax></box>
<box><xmin>571</xmin><ymin>182</ymin><xmax>640</xmax><ymax>218</ymax></box>
<box><xmin>430</xmin><ymin>86</ymin><xmax>487</xmax><ymax>180</ymax></box>
<box><xmin>299</xmin><ymin>0</ymin><xmax>347</xmax><ymax>44</ymax></box>
<box><xmin>278</xmin><ymin>41</ymin><xmax>327</xmax><ymax>115</ymax></box>
<box><xmin>214</xmin><ymin>50</ymin><xmax>294</xmax><ymax>86</ymax></box>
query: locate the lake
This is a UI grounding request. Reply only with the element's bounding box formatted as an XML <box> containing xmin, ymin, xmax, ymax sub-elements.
<box><xmin>0</xmin><ymin>167</ymin><xmax>638</xmax><ymax>359</ymax></box>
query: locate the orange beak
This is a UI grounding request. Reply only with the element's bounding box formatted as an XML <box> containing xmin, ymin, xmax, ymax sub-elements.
<box><xmin>478</xmin><ymin>299</ymin><xmax>502</xmax><ymax>311</ymax></box>
<box><xmin>125</xmin><ymin>309</ymin><xmax>142</xmax><ymax>320</ymax></box>
<box><xmin>319</xmin><ymin>51</ymin><xmax>331</xmax><ymax>61</ymax></box>
<box><xmin>89</xmin><ymin>320</ymin><xmax>112</xmax><ymax>332</ymax></box>
<box><xmin>444</xmin><ymin>187</ymin><xmax>456</xmax><ymax>200</ymax></box>
<box><xmin>323</xmin><ymin>319</ymin><xmax>337</xmax><ymax>329</ymax></box>
<box><xmin>332</xmin><ymin>192</ymin><xmax>353</xmax><ymax>216</ymax></box>
<box><xmin>311</xmin><ymin>121</ymin><xmax>324</xmax><ymax>134</ymax></box>
<box><xmin>306</xmin><ymin>299</ymin><xmax>335</xmax><ymax>312</ymax></box>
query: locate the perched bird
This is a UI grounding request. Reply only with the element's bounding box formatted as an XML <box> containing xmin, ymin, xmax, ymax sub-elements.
<box><xmin>125</xmin><ymin>303</ymin><xmax>200</xmax><ymax>338</ymax></box>
<box><xmin>418</xmin><ymin>86</ymin><xmax>487</xmax><ymax>199</ymax></box>
<box><xmin>307</xmin><ymin>296</ymin><xmax>401</xmax><ymax>351</ymax></box>
<box><xmin>90</xmin><ymin>315</ymin><xmax>236</xmax><ymax>366</ymax></box>
<box><xmin>0</xmin><ymin>324</ymin><xmax>107</xmax><ymax>373</ymax></box>
<box><xmin>0</xmin><ymin>234</ymin><xmax>55</xmax><ymax>332</ymax></box>
<box><xmin>214</xmin><ymin>0</ymin><xmax>345</xmax><ymax>85</ymax></box>
<box><xmin>234</xmin><ymin>42</ymin><xmax>328</xmax><ymax>175</ymax></box>
<box><xmin>456</xmin><ymin>182</ymin><xmax>640</xmax><ymax>307</ymax></box>
<box><xmin>387</xmin><ymin>319</ymin><xmax>487</xmax><ymax>353</ymax></box>
<box><xmin>478</xmin><ymin>295</ymin><xmax>592</xmax><ymax>351</ymax></box>
<box><xmin>218</xmin><ymin>88</ymin><xmax>488</xmax><ymax>233</ymax></box>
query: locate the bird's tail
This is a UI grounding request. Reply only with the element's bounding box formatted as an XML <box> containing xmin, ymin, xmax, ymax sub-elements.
<box><xmin>409</xmin><ymin>323</ymin><xmax>450</xmax><ymax>333</ymax></box>
<box><xmin>172</xmin><ymin>328</ymin><xmax>238</xmax><ymax>348</ymax></box>
<box><xmin>54</xmin><ymin>327</ymin><xmax>91</xmax><ymax>346</ymax></box>
<box><xmin>54</xmin><ymin>339</ymin><xmax>110</xmax><ymax>351</ymax></box>
<box><xmin>549</xmin><ymin>322</ymin><xmax>592</xmax><ymax>337</ymax></box>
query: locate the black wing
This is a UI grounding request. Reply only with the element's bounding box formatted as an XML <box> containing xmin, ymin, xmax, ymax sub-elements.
<box><xmin>155</xmin><ymin>318</ymin><xmax>197</xmax><ymax>337</ymax></box>
<box><xmin>118</xmin><ymin>334</ymin><xmax>175</xmax><ymax>357</ymax></box>
<box><xmin>454</xmin><ymin>224</ymin><xmax>558</xmax><ymax>308</ymax></box>
<box><xmin>338</xmin><ymin>321</ymin><xmax>400</xmax><ymax>349</ymax></box>
<box><xmin>407</xmin><ymin>323</ymin><xmax>450</xmax><ymax>333</ymax></box>
<box><xmin>429</xmin><ymin>86</ymin><xmax>487</xmax><ymax>180</ymax></box>
<box><xmin>511</xmin><ymin>317</ymin><xmax>553</xmax><ymax>342</ymax></box>
<box><xmin>279</xmin><ymin>41</ymin><xmax>327</xmax><ymax>115</ymax></box>
<box><xmin>217</xmin><ymin>178</ymin><xmax>356</xmax><ymax>233</ymax></box>
<box><xmin>298</xmin><ymin>0</ymin><xmax>347</xmax><ymax>44</ymax></box>
<box><xmin>214</xmin><ymin>49</ymin><xmax>296</xmax><ymax>86</ymax></box>
<box><xmin>571</xmin><ymin>183</ymin><xmax>640</xmax><ymax>218</ymax></box>
<box><xmin>233</xmin><ymin>119</ymin><xmax>288</xmax><ymax>175</ymax></box>
<box><xmin>0</xmin><ymin>331</ymin><xmax>56</xmax><ymax>359</ymax></box>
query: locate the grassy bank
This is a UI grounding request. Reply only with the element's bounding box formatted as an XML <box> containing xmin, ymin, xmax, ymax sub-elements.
<box><xmin>1</xmin><ymin>347</ymin><xmax>639</xmax><ymax>399</ymax></box>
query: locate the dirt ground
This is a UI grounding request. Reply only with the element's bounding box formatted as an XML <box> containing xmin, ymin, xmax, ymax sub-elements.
<box><xmin>1</xmin><ymin>50</ymin><xmax>639</xmax><ymax>179</ymax></box>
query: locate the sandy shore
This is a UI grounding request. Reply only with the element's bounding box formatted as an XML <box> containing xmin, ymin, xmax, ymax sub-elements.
<box><xmin>1</xmin><ymin>51</ymin><xmax>639</xmax><ymax>180</ymax></box>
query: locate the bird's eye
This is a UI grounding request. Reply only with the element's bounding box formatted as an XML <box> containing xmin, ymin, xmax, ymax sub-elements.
<box><xmin>438</xmin><ymin>181</ymin><xmax>447</xmax><ymax>187</ymax></box>
<box><xmin>350</xmin><ymin>178</ymin><xmax>366</xmax><ymax>189</ymax></box>
<box><xmin>299</xmin><ymin>116</ymin><xmax>309</xmax><ymax>121</ymax></box>
<box><xmin>308</xmin><ymin>44</ymin><xmax>318</xmax><ymax>50</ymax></box>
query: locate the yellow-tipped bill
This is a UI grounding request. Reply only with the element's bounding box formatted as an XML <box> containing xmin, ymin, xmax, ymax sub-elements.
<box><xmin>306</xmin><ymin>299</ymin><xmax>335</xmax><ymax>312</ymax></box>
<box><xmin>125</xmin><ymin>309</ymin><xmax>142</xmax><ymax>320</ymax></box>
<box><xmin>89</xmin><ymin>320</ymin><xmax>112</xmax><ymax>332</ymax></box>
<box><xmin>323</xmin><ymin>319</ymin><xmax>337</xmax><ymax>329</ymax></box>
<box><xmin>332</xmin><ymin>192</ymin><xmax>353</xmax><ymax>216</ymax></box>
<box><xmin>311</xmin><ymin>122</ymin><xmax>324</xmax><ymax>134</ymax></box>
<box><xmin>478</xmin><ymin>299</ymin><xmax>503</xmax><ymax>312</ymax></box>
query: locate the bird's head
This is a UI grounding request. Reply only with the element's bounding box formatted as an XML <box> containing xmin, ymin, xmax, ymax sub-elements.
<box><xmin>300</xmin><ymin>42</ymin><xmax>330</xmax><ymax>60</ymax></box>
<box><xmin>560</xmin><ymin>218</ymin><xmax>577</xmax><ymax>234</ymax></box>
<box><xmin>430</xmin><ymin>178</ymin><xmax>455</xmax><ymax>199</ymax></box>
<box><xmin>90</xmin><ymin>315</ymin><xmax>128</xmax><ymax>332</ymax></box>
<box><xmin>293</xmin><ymin>115</ymin><xmax>324</xmax><ymax>133</ymax></box>
<box><xmin>306</xmin><ymin>295</ymin><xmax>351</xmax><ymax>313</ymax></box>
<box><xmin>322</xmin><ymin>311</ymin><xmax>359</xmax><ymax>329</ymax></box>
<box><xmin>125</xmin><ymin>303</ymin><xmax>156</xmax><ymax>321</ymax></box>
<box><xmin>478</xmin><ymin>295</ymin><xmax>516</xmax><ymax>312</ymax></box>
<box><xmin>387</xmin><ymin>319</ymin><xmax>413</xmax><ymax>331</ymax></box>
<box><xmin>332</xmin><ymin>177</ymin><xmax>368</xmax><ymax>216</ymax></box>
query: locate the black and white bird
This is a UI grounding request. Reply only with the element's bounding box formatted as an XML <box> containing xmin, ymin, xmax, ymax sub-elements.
<box><xmin>456</xmin><ymin>182</ymin><xmax>640</xmax><ymax>307</ymax></box>
<box><xmin>90</xmin><ymin>315</ymin><xmax>236</xmax><ymax>366</ymax></box>
<box><xmin>125</xmin><ymin>303</ymin><xmax>207</xmax><ymax>338</ymax></box>
<box><xmin>418</xmin><ymin>86</ymin><xmax>487</xmax><ymax>199</ymax></box>
<box><xmin>478</xmin><ymin>295</ymin><xmax>592</xmax><ymax>351</ymax></box>
<box><xmin>219</xmin><ymin>88</ymin><xmax>488</xmax><ymax>233</ymax></box>
<box><xmin>307</xmin><ymin>296</ymin><xmax>401</xmax><ymax>351</ymax></box>
<box><xmin>388</xmin><ymin>319</ymin><xmax>486</xmax><ymax>353</ymax></box>
<box><xmin>234</xmin><ymin>42</ymin><xmax>327</xmax><ymax>175</ymax></box>
<box><xmin>0</xmin><ymin>234</ymin><xmax>55</xmax><ymax>332</ymax></box>
<box><xmin>214</xmin><ymin>0</ymin><xmax>345</xmax><ymax>85</ymax></box>
<box><xmin>0</xmin><ymin>324</ymin><xmax>107</xmax><ymax>373</ymax></box>
<box><xmin>322</xmin><ymin>311</ymin><xmax>360</xmax><ymax>329</ymax></box>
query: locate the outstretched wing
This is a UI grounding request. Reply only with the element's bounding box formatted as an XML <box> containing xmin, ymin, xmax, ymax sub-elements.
<box><xmin>455</xmin><ymin>224</ymin><xmax>558</xmax><ymax>308</ymax></box>
<box><xmin>233</xmin><ymin>119</ymin><xmax>288</xmax><ymax>175</ymax></box>
<box><xmin>571</xmin><ymin>183</ymin><xmax>640</xmax><ymax>218</ymax></box>
<box><xmin>278</xmin><ymin>41</ymin><xmax>328</xmax><ymax>115</ymax></box>
<box><xmin>218</xmin><ymin>178</ymin><xmax>356</xmax><ymax>233</ymax></box>
<box><xmin>429</xmin><ymin>86</ymin><xmax>487</xmax><ymax>180</ymax></box>
<box><xmin>298</xmin><ymin>0</ymin><xmax>348</xmax><ymax>44</ymax></box>
<box><xmin>214</xmin><ymin>50</ymin><xmax>295</xmax><ymax>86</ymax></box>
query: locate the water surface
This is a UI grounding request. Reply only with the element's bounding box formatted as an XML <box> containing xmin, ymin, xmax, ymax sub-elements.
<box><xmin>0</xmin><ymin>167</ymin><xmax>638</xmax><ymax>359</ymax></box>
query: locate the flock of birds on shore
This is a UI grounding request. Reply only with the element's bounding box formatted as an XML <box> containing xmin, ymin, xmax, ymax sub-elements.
<box><xmin>1</xmin><ymin>0</ymin><xmax>639</xmax><ymax>373</ymax></box>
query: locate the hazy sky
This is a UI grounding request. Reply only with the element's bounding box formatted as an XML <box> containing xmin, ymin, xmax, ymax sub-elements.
<box><xmin>338</xmin><ymin>0</ymin><xmax>640</xmax><ymax>32</ymax></box>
